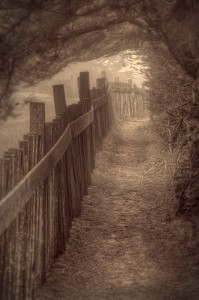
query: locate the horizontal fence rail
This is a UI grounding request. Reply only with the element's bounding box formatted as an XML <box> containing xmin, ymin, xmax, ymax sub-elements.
<box><xmin>70</xmin><ymin>107</ymin><xmax>94</xmax><ymax>138</ymax></box>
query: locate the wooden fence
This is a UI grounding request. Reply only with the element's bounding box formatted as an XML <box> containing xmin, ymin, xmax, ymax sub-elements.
<box><xmin>109</xmin><ymin>81</ymin><xmax>148</xmax><ymax>118</ymax></box>
<box><xmin>0</xmin><ymin>72</ymin><xmax>114</xmax><ymax>300</ymax></box>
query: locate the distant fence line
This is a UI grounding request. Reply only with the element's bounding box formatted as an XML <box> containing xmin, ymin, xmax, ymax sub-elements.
<box><xmin>109</xmin><ymin>81</ymin><xmax>148</xmax><ymax>118</ymax></box>
<box><xmin>0</xmin><ymin>72</ymin><xmax>147</xmax><ymax>299</ymax></box>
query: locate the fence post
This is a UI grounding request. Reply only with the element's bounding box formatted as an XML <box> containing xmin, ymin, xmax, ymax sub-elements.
<box><xmin>30</xmin><ymin>102</ymin><xmax>45</xmax><ymax>135</ymax></box>
<box><xmin>30</xmin><ymin>102</ymin><xmax>46</xmax><ymax>285</ymax></box>
<box><xmin>91</xmin><ymin>87</ymin><xmax>96</xmax><ymax>100</ymax></box>
<box><xmin>96</xmin><ymin>78</ymin><xmax>101</xmax><ymax>89</ymax></box>
<box><xmin>53</xmin><ymin>84</ymin><xmax>66</xmax><ymax>116</ymax></box>
<box><xmin>96</xmin><ymin>78</ymin><xmax>106</xmax><ymax>94</ymax></box>
<box><xmin>0</xmin><ymin>159</ymin><xmax>3</xmax><ymax>199</ymax></box>
<box><xmin>128</xmin><ymin>79</ymin><xmax>132</xmax><ymax>87</ymax></box>
<box><xmin>30</xmin><ymin>102</ymin><xmax>45</xmax><ymax>155</ymax></box>
<box><xmin>79</xmin><ymin>72</ymin><xmax>90</xmax><ymax>101</ymax></box>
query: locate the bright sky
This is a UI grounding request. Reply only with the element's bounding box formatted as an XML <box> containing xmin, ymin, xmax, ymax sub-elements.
<box><xmin>52</xmin><ymin>51</ymin><xmax>146</xmax><ymax>88</ymax></box>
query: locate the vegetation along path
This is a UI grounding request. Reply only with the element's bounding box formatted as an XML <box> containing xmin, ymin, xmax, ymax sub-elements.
<box><xmin>34</xmin><ymin>120</ymin><xmax>199</xmax><ymax>300</ymax></box>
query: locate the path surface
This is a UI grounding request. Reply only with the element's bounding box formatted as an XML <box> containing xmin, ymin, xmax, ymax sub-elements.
<box><xmin>34</xmin><ymin>120</ymin><xmax>199</xmax><ymax>300</ymax></box>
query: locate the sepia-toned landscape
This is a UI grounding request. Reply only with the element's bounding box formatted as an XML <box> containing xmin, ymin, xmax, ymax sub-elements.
<box><xmin>1</xmin><ymin>1</ymin><xmax>199</xmax><ymax>299</ymax></box>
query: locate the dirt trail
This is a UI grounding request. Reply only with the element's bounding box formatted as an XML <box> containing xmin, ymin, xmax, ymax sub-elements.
<box><xmin>34</xmin><ymin>120</ymin><xmax>199</xmax><ymax>300</ymax></box>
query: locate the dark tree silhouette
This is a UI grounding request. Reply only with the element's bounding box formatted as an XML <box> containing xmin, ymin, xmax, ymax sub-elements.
<box><xmin>1</xmin><ymin>0</ymin><xmax>199</xmax><ymax>107</ymax></box>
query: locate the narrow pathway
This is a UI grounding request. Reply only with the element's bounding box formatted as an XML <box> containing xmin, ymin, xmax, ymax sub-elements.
<box><xmin>34</xmin><ymin>120</ymin><xmax>199</xmax><ymax>300</ymax></box>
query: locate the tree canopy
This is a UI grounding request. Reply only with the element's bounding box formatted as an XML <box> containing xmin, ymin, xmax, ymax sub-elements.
<box><xmin>1</xmin><ymin>0</ymin><xmax>199</xmax><ymax>106</ymax></box>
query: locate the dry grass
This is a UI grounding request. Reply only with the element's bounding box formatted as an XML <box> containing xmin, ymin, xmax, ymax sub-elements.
<box><xmin>137</xmin><ymin>120</ymin><xmax>199</xmax><ymax>269</ymax></box>
<box><xmin>136</xmin><ymin>120</ymin><xmax>176</xmax><ymax>180</ymax></box>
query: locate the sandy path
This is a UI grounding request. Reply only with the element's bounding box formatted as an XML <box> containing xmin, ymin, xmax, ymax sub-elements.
<box><xmin>34</xmin><ymin>120</ymin><xmax>199</xmax><ymax>300</ymax></box>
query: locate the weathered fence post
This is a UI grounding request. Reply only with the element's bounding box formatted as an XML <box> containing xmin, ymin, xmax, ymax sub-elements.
<box><xmin>30</xmin><ymin>102</ymin><xmax>45</xmax><ymax>134</ymax></box>
<box><xmin>128</xmin><ymin>79</ymin><xmax>132</xmax><ymax>87</ymax></box>
<box><xmin>90</xmin><ymin>87</ymin><xmax>96</xmax><ymax>100</ymax></box>
<box><xmin>79</xmin><ymin>72</ymin><xmax>91</xmax><ymax>195</ymax></box>
<box><xmin>77</xmin><ymin>76</ymin><xmax>80</xmax><ymax>98</ymax></box>
<box><xmin>30</xmin><ymin>102</ymin><xmax>46</xmax><ymax>287</ymax></box>
<box><xmin>53</xmin><ymin>84</ymin><xmax>66</xmax><ymax>116</ymax></box>
<box><xmin>79</xmin><ymin>72</ymin><xmax>90</xmax><ymax>101</ymax></box>
<box><xmin>96</xmin><ymin>78</ymin><xmax>101</xmax><ymax>89</ymax></box>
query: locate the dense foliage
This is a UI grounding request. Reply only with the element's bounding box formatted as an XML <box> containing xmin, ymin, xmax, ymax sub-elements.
<box><xmin>1</xmin><ymin>1</ymin><xmax>199</xmax><ymax>103</ymax></box>
<box><xmin>135</xmin><ymin>42</ymin><xmax>199</xmax><ymax>220</ymax></box>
